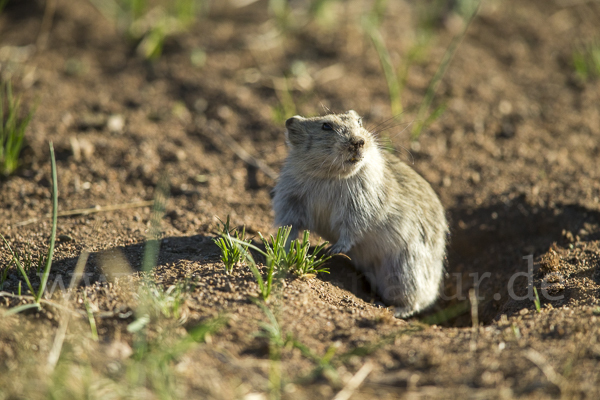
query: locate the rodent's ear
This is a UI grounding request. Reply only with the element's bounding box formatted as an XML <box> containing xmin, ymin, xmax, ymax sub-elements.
<box><xmin>347</xmin><ymin>110</ymin><xmax>362</xmax><ymax>126</ymax></box>
<box><xmin>347</xmin><ymin>110</ymin><xmax>361</xmax><ymax>119</ymax></box>
<box><xmin>284</xmin><ymin>116</ymin><xmax>305</xmax><ymax>147</ymax></box>
<box><xmin>285</xmin><ymin>116</ymin><xmax>303</xmax><ymax>129</ymax></box>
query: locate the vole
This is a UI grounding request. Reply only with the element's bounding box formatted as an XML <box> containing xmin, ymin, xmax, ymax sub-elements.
<box><xmin>272</xmin><ymin>110</ymin><xmax>448</xmax><ymax>317</ymax></box>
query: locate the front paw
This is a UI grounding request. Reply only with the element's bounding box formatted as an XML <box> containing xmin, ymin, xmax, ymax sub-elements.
<box><xmin>328</xmin><ymin>242</ymin><xmax>351</xmax><ymax>256</ymax></box>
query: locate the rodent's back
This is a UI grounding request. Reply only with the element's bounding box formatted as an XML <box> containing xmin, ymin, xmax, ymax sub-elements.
<box><xmin>383</xmin><ymin>152</ymin><xmax>447</xmax><ymax>247</ymax></box>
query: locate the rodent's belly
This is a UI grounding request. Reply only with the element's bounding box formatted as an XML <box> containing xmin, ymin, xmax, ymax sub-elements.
<box><xmin>306</xmin><ymin>202</ymin><xmax>339</xmax><ymax>243</ymax></box>
<box><xmin>308</xmin><ymin>216</ymin><xmax>339</xmax><ymax>244</ymax></box>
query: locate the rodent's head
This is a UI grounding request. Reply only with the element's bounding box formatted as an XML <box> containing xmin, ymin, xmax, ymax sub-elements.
<box><xmin>284</xmin><ymin>110</ymin><xmax>377</xmax><ymax>179</ymax></box>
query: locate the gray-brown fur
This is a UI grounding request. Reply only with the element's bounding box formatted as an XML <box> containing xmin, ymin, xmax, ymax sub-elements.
<box><xmin>272</xmin><ymin>110</ymin><xmax>448</xmax><ymax>317</ymax></box>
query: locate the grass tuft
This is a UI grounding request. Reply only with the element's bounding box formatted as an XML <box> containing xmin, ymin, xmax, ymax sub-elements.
<box><xmin>256</xmin><ymin>226</ymin><xmax>332</xmax><ymax>277</ymax></box>
<box><xmin>573</xmin><ymin>40</ymin><xmax>600</xmax><ymax>81</ymax></box>
<box><xmin>271</xmin><ymin>76</ymin><xmax>297</xmax><ymax>125</ymax></box>
<box><xmin>268</xmin><ymin>0</ymin><xmax>291</xmax><ymax>29</ymax></box>
<box><xmin>410</xmin><ymin>0</ymin><xmax>481</xmax><ymax>140</ymax></box>
<box><xmin>213</xmin><ymin>215</ymin><xmax>251</xmax><ymax>274</ymax></box>
<box><xmin>0</xmin><ymin>80</ymin><xmax>35</xmax><ymax>176</ymax></box>
<box><xmin>224</xmin><ymin>225</ymin><xmax>332</xmax><ymax>300</ymax></box>
<box><xmin>146</xmin><ymin>281</ymin><xmax>192</xmax><ymax>320</ymax></box>
<box><xmin>1</xmin><ymin>142</ymin><xmax>57</xmax><ymax>314</ymax></box>
<box><xmin>362</xmin><ymin>15</ymin><xmax>403</xmax><ymax>117</ymax></box>
<box><xmin>285</xmin><ymin>230</ymin><xmax>331</xmax><ymax>277</ymax></box>
<box><xmin>1</xmin><ymin>235</ymin><xmax>37</xmax><ymax>296</ymax></box>
<box><xmin>89</xmin><ymin>0</ymin><xmax>206</xmax><ymax>60</ymax></box>
<box><xmin>244</xmin><ymin>244</ymin><xmax>279</xmax><ymax>302</ymax></box>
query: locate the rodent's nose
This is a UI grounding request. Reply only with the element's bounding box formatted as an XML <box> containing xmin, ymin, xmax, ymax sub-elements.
<box><xmin>350</xmin><ymin>138</ymin><xmax>365</xmax><ymax>149</ymax></box>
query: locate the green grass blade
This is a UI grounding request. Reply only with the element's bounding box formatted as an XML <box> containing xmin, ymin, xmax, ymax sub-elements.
<box><xmin>229</xmin><ymin>236</ymin><xmax>267</xmax><ymax>258</ymax></box>
<box><xmin>533</xmin><ymin>286</ymin><xmax>541</xmax><ymax>312</ymax></box>
<box><xmin>0</xmin><ymin>81</ymin><xmax>33</xmax><ymax>175</ymax></box>
<box><xmin>411</xmin><ymin>2</ymin><xmax>481</xmax><ymax>140</ymax></box>
<box><xmin>84</xmin><ymin>292</ymin><xmax>99</xmax><ymax>341</ymax></box>
<box><xmin>0</xmin><ymin>234</ymin><xmax>35</xmax><ymax>295</ymax></box>
<box><xmin>363</xmin><ymin>19</ymin><xmax>403</xmax><ymax>117</ymax></box>
<box><xmin>186</xmin><ymin>315</ymin><xmax>227</xmax><ymax>343</ymax></box>
<box><xmin>3</xmin><ymin>302</ymin><xmax>40</xmax><ymax>316</ymax></box>
<box><xmin>142</xmin><ymin>174</ymin><xmax>169</xmax><ymax>272</ymax></box>
<box><xmin>247</xmin><ymin>260</ymin><xmax>266</xmax><ymax>299</ymax></box>
<box><xmin>36</xmin><ymin>142</ymin><xmax>58</xmax><ymax>303</ymax></box>
<box><xmin>127</xmin><ymin>314</ymin><xmax>150</xmax><ymax>333</ymax></box>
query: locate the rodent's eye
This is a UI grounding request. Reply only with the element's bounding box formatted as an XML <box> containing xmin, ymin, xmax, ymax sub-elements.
<box><xmin>357</xmin><ymin>118</ymin><xmax>363</xmax><ymax>127</ymax></box>
<box><xmin>322</xmin><ymin>123</ymin><xmax>333</xmax><ymax>131</ymax></box>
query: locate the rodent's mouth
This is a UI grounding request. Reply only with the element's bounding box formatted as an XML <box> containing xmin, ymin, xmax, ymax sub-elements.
<box><xmin>345</xmin><ymin>148</ymin><xmax>364</xmax><ymax>164</ymax></box>
<box><xmin>345</xmin><ymin>155</ymin><xmax>363</xmax><ymax>164</ymax></box>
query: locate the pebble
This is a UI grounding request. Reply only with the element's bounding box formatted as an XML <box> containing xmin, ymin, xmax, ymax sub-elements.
<box><xmin>107</xmin><ymin>114</ymin><xmax>125</xmax><ymax>134</ymax></box>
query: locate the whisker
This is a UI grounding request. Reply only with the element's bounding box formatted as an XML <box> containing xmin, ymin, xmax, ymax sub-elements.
<box><xmin>371</xmin><ymin>121</ymin><xmax>413</xmax><ymax>138</ymax></box>
<box><xmin>394</xmin><ymin>143</ymin><xmax>415</xmax><ymax>165</ymax></box>
<box><xmin>366</xmin><ymin>113</ymin><xmax>405</xmax><ymax>134</ymax></box>
<box><xmin>387</xmin><ymin>119</ymin><xmax>415</xmax><ymax>142</ymax></box>
<box><xmin>374</xmin><ymin>120</ymin><xmax>416</xmax><ymax>165</ymax></box>
<box><xmin>319</xmin><ymin>156</ymin><xmax>330</xmax><ymax>171</ymax></box>
<box><xmin>328</xmin><ymin>155</ymin><xmax>339</xmax><ymax>175</ymax></box>
<box><xmin>320</xmin><ymin>103</ymin><xmax>334</xmax><ymax>115</ymax></box>
<box><xmin>376</xmin><ymin>139</ymin><xmax>414</xmax><ymax>165</ymax></box>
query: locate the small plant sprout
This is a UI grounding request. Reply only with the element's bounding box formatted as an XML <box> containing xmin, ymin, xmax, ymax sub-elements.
<box><xmin>257</xmin><ymin>226</ymin><xmax>332</xmax><ymax>277</ymax></box>
<box><xmin>228</xmin><ymin>226</ymin><xmax>332</xmax><ymax>301</ymax></box>
<box><xmin>258</xmin><ymin>226</ymin><xmax>291</xmax><ymax>271</ymax></box>
<box><xmin>411</xmin><ymin>0</ymin><xmax>481</xmax><ymax>140</ymax></box>
<box><xmin>222</xmin><ymin>226</ymin><xmax>278</xmax><ymax>301</ymax></box>
<box><xmin>83</xmin><ymin>291</ymin><xmax>99</xmax><ymax>341</ymax></box>
<box><xmin>0</xmin><ymin>80</ymin><xmax>35</xmax><ymax>176</ymax></box>
<box><xmin>268</xmin><ymin>0</ymin><xmax>291</xmax><ymax>29</ymax></box>
<box><xmin>213</xmin><ymin>215</ymin><xmax>251</xmax><ymax>274</ymax></box>
<box><xmin>512</xmin><ymin>324</ymin><xmax>521</xmax><ymax>340</ymax></box>
<box><xmin>1</xmin><ymin>142</ymin><xmax>58</xmax><ymax>315</ymax></box>
<box><xmin>307</xmin><ymin>0</ymin><xmax>340</xmax><ymax>25</ymax></box>
<box><xmin>362</xmin><ymin>17</ymin><xmax>403</xmax><ymax>117</ymax></box>
<box><xmin>0</xmin><ymin>239</ymin><xmax>30</xmax><ymax>294</ymax></box>
<box><xmin>533</xmin><ymin>286</ymin><xmax>541</xmax><ymax>313</ymax></box>
<box><xmin>0</xmin><ymin>241</ymin><xmax>47</xmax><ymax>295</ymax></box>
<box><xmin>293</xmin><ymin>339</ymin><xmax>341</xmax><ymax>384</ymax></box>
<box><xmin>146</xmin><ymin>281</ymin><xmax>191</xmax><ymax>320</ymax></box>
<box><xmin>286</xmin><ymin>230</ymin><xmax>331</xmax><ymax>277</ymax></box>
<box><xmin>271</xmin><ymin>75</ymin><xmax>297</xmax><ymax>125</ymax></box>
<box><xmin>243</xmin><ymin>243</ymin><xmax>278</xmax><ymax>302</ymax></box>
<box><xmin>89</xmin><ymin>0</ymin><xmax>205</xmax><ymax>60</ymax></box>
<box><xmin>254</xmin><ymin>302</ymin><xmax>293</xmax><ymax>398</ymax></box>
<box><xmin>572</xmin><ymin>40</ymin><xmax>600</xmax><ymax>81</ymax></box>
<box><xmin>0</xmin><ymin>266</ymin><xmax>8</xmax><ymax>290</ymax></box>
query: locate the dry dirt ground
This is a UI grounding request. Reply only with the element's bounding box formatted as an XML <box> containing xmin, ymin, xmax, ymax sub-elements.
<box><xmin>1</xmin><ymin>0</ymin><xmax>600</xmax><ymax>399</ymax></box>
